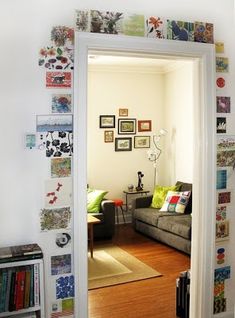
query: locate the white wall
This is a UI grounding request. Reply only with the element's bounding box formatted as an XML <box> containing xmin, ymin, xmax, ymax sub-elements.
<box><xmin>0</xmin><ymin>0</ymin><xmax>235</xmax><ymax>317</ymax></box>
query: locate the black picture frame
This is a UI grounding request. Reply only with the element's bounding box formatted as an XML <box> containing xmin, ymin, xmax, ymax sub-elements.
<box><xmin>99</xmin><ymin>115</ymin><xmax>115</xmax><ymax>128</ymax></box>
<box><xmin>118</xmin><ymin>118</ymin><xmax>136</xmax><ymax>134</ymax></box>
<box><xmin>115</xmin><ymin>137</ymin><xmax>132</xmax><ymax>151</ymax></box>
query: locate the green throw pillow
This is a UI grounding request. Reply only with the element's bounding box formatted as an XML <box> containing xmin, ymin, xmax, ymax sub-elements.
<box><xmin>87</xmin><ymin>189</ymin><xmax>108</xmax><ymax>213</ymax></box>
<box><xmin>151</xmin><ymin>185</ymin><xmax>180</xmax><ymax>209</ymax></box>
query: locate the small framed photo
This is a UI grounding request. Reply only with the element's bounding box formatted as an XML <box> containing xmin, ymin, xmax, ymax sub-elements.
<box><xmin>118</xmin><ymin>119</ymin><xmax>136</xmax><ymax>134</ymax></box>
<box><xmin>119</xmin><ymin>108</ymin><xmax>128</xmax><ymax>117</ymax></box>
<box><xmin>99</xmin><ymin>115</ymin><xmax>115</xmax><ymax>128</ymax></box>
<box><xmin>138</xmin><ymin>120</ymin><xmax>152</xmax><ymax>132</ymax></box>
<box><xmin>115</xmin><ymin>137</ymin><xmax>132</xmax><ymax>151</ymax></box>
<box><xmin>104</xmin><ymin>130</ymin><xmax>114</xmax><ymax>143</ymax></box>
<box><xmin>134</xmin><ymin>136</ymin><xmax>150</xmax><ymax>148</ymax></box>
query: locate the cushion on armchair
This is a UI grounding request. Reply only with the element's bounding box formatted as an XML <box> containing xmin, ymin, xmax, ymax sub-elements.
<box><xmin>87</xmin><ymin>188</ymin><xmax>108</xmax><ymax>213</ymax></box>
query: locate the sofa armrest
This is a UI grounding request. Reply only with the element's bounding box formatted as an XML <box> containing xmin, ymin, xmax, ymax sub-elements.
<box><xmin>135</xmin><ymin>195</ymin><xmax>153</xmax><ymax>209</ymax></box>
<box><xmin>100</xmin><ymin>200</ymin><xmax>115</xmax><ymax>223</ymax></box>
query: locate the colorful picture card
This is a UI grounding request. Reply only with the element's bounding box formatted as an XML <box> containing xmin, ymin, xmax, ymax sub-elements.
<box><xmin>217</xmin><ymin>117</ymin><xmax>226</xmax><ymax>134</ymax></box>
<box><xmin>51</xmin><ymin>298</ymin><xmax>74</xmax><ymax>318</ymax></box>
<box><xmin>46</xmin><ymin>71</ymin><xmax>71</xmax><ymax>88</ymax></box>
<box><xmin>217</xmin><ymin>136</ymin><xmax>235</xmax><ymax>167</ymax></box>
<box><xmin>51</xmin><ymin>158</ymin><xmax>71</xmax><ymax>178</ymax></box>
<box><xmin>56</xmin><ymin>275</ymin><xmax>74</xmax><ymax>299</ymax></box>
<box><xmin>167</xmin><ymin>20</ymin><xmax>194</xmax><ymax>41</ymax></box>
<box><xmin>216</xmin><ymin>57</ymin><xmax>229</xmax><ymax>73</ymax></box>
<box><xmin>51</xmin><ymin>254</ymin><xmax>71</xmax><ymax>275</ymax></box>
<box><xmin>194</xmin><ymin>22</ymin><xmax>214</xmax><ymax>43</ymax></box>
<box><xmin>216</xmin><ymin>220</ymin><xmax>229</xmax><ymax>242</ymax></box>
<box><xmin>216</xmin><ymin>96</ymin><xmax>231</xmax><ymax>113</ymax></box>
<box><xmin>52</xmin><ymin>94</ymin><xmax>72</xmax><ymax>113</ymax></box>
<box><xmin>45</xmin><ymin>177</ymin><xmax>72</xmax><ymax>208</ymax></box>
<box><xmin>214</xmin><ymin>266</ymin><xmax>231</xmax><ymax>282</ymax></box>
<box><xmin>46</xmin><ymin>131</ymin><xmax>73</xmax><ymax>158</ymax></box>
<box><xmin>40</xmin><ymin>207</ymin><xmax>71</xmax><ymax>231</ymax></box>
<box><xmin>146</xmin><ymin>16</ymin><xmax>165</xmax><ymax>38</ymax></box>
<box><xmin>36</xmin><ymin>115</ymin><xmax>73</xmax><ymax>132</ymax></box>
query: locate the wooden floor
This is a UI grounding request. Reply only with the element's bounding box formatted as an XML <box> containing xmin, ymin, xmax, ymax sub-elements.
<box><xmin>89</xmin><ymin>224</ymin><xmax>190</xmax><ymax>318</ymax></box>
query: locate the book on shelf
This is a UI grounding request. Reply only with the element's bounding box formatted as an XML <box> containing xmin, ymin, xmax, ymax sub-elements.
<box><xmin>33</xmin><ymin>264</ymin><xmax>40</xmax><ymax>307</ymax></box>
<box><xmin>0</xmin><ymin>244</ymin><xmax>42</xmax><ymax>264</ymax></box>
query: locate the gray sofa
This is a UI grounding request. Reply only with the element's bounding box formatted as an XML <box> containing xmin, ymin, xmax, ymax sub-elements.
<box><xmin>132</xmin><ymin>182</ymin><xmax>192</xmax><ymax>255</ymax></box>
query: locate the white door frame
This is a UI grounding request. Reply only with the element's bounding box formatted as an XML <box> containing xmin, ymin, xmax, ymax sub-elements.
<box><xmin>73</xmin><ymin>32</ymin><xmax>216</xmax><ymax>318</ymax></box>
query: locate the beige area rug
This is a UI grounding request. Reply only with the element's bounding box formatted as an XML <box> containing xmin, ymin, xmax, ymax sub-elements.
<box><xmin>88</xmin><ymin>245</ymin><xmax>162</xmax><ymax>290</ymax></box>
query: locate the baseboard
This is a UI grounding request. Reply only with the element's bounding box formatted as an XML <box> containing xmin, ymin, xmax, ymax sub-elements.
<box><xmin>213</xmin><ymin>310</ymin><xmax>234</xmax><ymax>318</ymax></box>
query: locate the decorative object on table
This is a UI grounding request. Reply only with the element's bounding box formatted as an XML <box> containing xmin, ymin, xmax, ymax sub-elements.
<box><xmin>118</xmin><ymin>118</ymin><xmax>136</xmax><ymax>134</ymax></box>
<box><xmin>119</xmin><ymin>108</ymin><xmax>128</xmax><ymax>116</ymax></box>
<box><xmin>104</xmin><ymin>130</ymin><xmax>114</xmax><ymax>142</ymax></box>
<box><xmin>136</xmin><ymin>171</ymin><xmax>144</xmax><ymax>191</ymax></box>
<box><xmin>128</xmin><ymin>184</ymin><xmax>134</xmax><ymax>192</ymax></box>
<box><xmin>99</xmin><ymin>115</ymin><xmax>115</xmax><ymax>128</ymax></box>
<box><xmin>115</xmin><ymin>137</ymin><xmax>132</xmax><ymax>151</ymax></box>
<box><xmin>134</xmin><ymin>136</ymin><xmax>150</xmax><ymax>148</ymax></box>
<box><xmin>147</xmin><ymin>128</ymin><xmax>167</xmax><ymax>188</ymax></box>
<box><xmin>138</xmin><ymin>120</ymin><xmax>152</xmax><ymax>132</ymax></box>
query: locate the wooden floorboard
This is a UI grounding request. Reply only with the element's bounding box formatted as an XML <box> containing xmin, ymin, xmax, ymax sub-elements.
<box><xmin>89</xmin><ymin>224</ymin><xmax>190</xmax><ymax>318</ymax></box>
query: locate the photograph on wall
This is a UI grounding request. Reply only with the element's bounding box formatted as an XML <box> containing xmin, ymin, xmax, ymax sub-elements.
<box><xmin>216</xmin><ymin>169</ymin><xmax>227</xmax><ymax>190</ymax></box>
<box><xmin>216</xmin><ymin>247</ymin><xmax>225</xmax><ymax>265</ymax></box>
<box><xmin>51</xmin><ymin>158</ymin><xmax>71</xmax><ymax>178</ymax></box>
<box><xmin>46</xmin><ymin>131</ymin><xmax>73</xmax><ymax>158</ymax></box>
<box><xmin>51</xmin><ymin>26</ymin><xmax>74</xmax><ymax>47</ymax></box>
<box><xmin>25</xmin><ymin>134</ymin><xmax>36</xmax><ymax>149</ymax></box>
<box><xmin>119</xmin><ymin>108</ymin><xmax>128</xmax><ymax>117</ymax></box>
<box><xmin>216</xmin><ymin>96</ymin><xmax>231</xmax><ymax>113</ymax></box>
<box><xmin>216</xmin><ymin>57</ymin><xmax>229</xmax><ymax>73</ymax></box>
<box><xmin>51</xmin><ymin>254</ymin><xmax>72</xmax><ymax>275</ymax></box>
<box><xmin>56</xmin><ymin>275</ymin><xmax>74</xmax><ymax>299</ymax></box>
<box><xmin>216</xmin><ymin>220</ymin><xmax>230</xmax><ymax>242</ymax></box>
<box><xmin>215</xmin><ymin>42</ymin><xmax>225</xmax><ymax>54</ymax></box>
<box><xmin>46</xmin><ymin>72</ymin><xmax>72</xmax><ymax>88</ymax></box>
<box><xmin>121</xmin><ymin>13</ymin><xmax>145</xmax><ymax>36</ymax></box>
<box><xmin>55</xmin><ymin>232</ymin><xmax>71</xmax><ymax>248</ymax></box>
<box><xmin>216</xmin><ymin>117</ymin><xmax>226</xmax><ymax>134</ymax></box>
<box><xmin>104</xmin><ymin>130</ymin><xmax>114</xmax><ymax>143</ymax></box>
<box><xmin>217</xmin><ymin>136</ymin><xmax>235</xmax><ymax>167</ymax></box>
<box><xmin>146</xmin><ymin>16</ymin><xmax>165</xmax><ymax>38</ymax></box>
<box><xmin>75</xmin><ymin>10</ymin><xmax>90</xmax><ymax>32</ymax></box>
<box><xmin>138</xmin><ymin>120</ymin><xmax>152</xmax><ymax>132</ymax></box>
<box><xmin>39</xmin><ymin>46</ymin><xmax>74</xmax><ymax>71</ymax></box>
<box><xmin>52</xmin><ymin>94</ymin><xmax>72</xmax><ymax>113</ymax></box>
<box><xmin>40</xmin><ymin>207</ymin><xmax>71</xmax><ymax>231</ymax></box>
<box><xmin>45</xmin><ymin>177</ymin><xmax>72</xmax><ymax>208</ymax></box>
<box><xmin>217</xmin><ymin>190</ymin><xmax>231</xmax><ymax>205</ymax></box>
<box><xmin>36</xmin><ymin>114</ymin><xmax>73</xmax><ymax>132</ymax></box>
<box><xmin>167</xmin><ymin>20</ymin><xmax>194</xmax><ymax>41</ymax></box>
<box><xmin>99</xmin><ymin>115</ymin><xmax>115</xmax><ymax>128</ymax></box>
<box><xmin>134</xmin><ymin>136</ymin><xmax>150</xmax><ymax>148</ymax></box>
<box><xmin>115</xmin><ymin>137</ymin><xmax>132</xmax><ymax>151</ymax></box>
<box><xmin>90</xmin><ymin>10</ymin><xmax>123</xmax><ymax>34</ymax></box>
<box><xmin>118</xmin><ymin>118</ymin><xmax>136</xmax><ymax>134</ymax></box>
<box><xmin>216</xmin><ymin>206</ymin><xmax>227</xmax><ymax>222</ymax></box>
<box><xmin>194</xmin><ymin>22</ymin><xmax>214</xmax><ymax>43</ymax></box>
<box><xmin>51</xmin><ymin>298</ymin><xmax>74</xmax><ymax>318</ymax></box>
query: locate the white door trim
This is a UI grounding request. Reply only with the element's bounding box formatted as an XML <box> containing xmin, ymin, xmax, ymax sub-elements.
<box><xmin>73</xmin><ymin>32</ymin><xmax>216</xmax><ymax>318</ymax></box>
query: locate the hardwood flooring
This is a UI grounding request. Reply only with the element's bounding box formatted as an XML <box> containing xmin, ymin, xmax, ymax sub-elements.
<box><xmin>89</xmin><ymin>224</ymin><xmax>190</xmax><ymax>318</ymax></box>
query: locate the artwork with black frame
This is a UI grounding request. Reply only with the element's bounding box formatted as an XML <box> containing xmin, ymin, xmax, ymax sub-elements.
<box><xmin>118</xmin><ymin>118</ymin><xmax>136</xmax><ymax>134</ymax></box>
<box><xmin>115</xmin><ymin>137</ymin><xmax>132</xmax><ymax>151</ymax></box>
<box><xmin>134</xmin><ymin>136</ymin><xmax>150</xmax><ymax>148</ymax></box>
<box><xmin>99</xmin><ymin>115</ymin><xmax>115</xmax><ymax>128</ymax></box>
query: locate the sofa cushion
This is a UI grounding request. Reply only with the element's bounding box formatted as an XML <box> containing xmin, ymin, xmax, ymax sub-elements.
<box><xmin>87</xmin><ymin>189</ymin><xmax>108</xmax><ymax>213</ymax></box>
<box><xmin>157</xmin><ymin>214</ymin><xmax>191</xmax><ymax>239</ymax></box>
<box><xmin>133</xmin><ymin>208</ymin><xmax>175</xmax><ymax>226</ymax></box>
<box><xmin>151</xmin><ymin>184</ymin><xmax>180</xmax><ymax>208</ymax></box>
<box><xmin>160</xmin><ymin>190</ymin><xmax>191</xmax><ymax>213</ymax></box>
<box><xmin>176</xmin><ymin>181</ymin><xmax>193</xmax><ymax>214</ymax></box>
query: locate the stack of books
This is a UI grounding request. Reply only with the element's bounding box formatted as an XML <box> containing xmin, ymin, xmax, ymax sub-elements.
<box><xmin>0</xmin><ymin>244</ymin><xmax>43</xmax><ymax>264</ymax></box>
<box><xmin>176</xmin><ymin>269</ymin><xmax>190</xmax><ymax>318</ymax></box>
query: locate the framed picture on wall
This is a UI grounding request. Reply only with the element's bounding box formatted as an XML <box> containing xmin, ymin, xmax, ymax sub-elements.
<box><xmin>138</xmin><ymin>120</ymin><xmax>152</xmax><ymax>132</ymax></box>
<box><xmin>99</xmin><ymin>115</ymin><xmax>115</xmax><ymax>128</ymax></box>
<box><xmin>134</xmin><ymin>136</ymin><xmax>150</xmax><ymax>148</ymax></box>
<box><xmin>119</xmin><ymin>108</ymin><xmax>128</xmax><ymax>116</ymax></box>
<box><xmin>115</xmin><ymin>137</ymin><xmax>132</xmax><ymax>151</ymax></box>
<box><xmin>118</xmin><ymin>119</ymin><xmax>136</xmax><ymax>134</ymax></box>
<box><xmin>104</xmin><ymin>130</ymin><xmax>114</xmax><ymax>143</ymax></box>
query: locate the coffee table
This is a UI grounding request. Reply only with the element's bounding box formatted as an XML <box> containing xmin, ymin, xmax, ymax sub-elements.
<box><xmin>87</xmin><ymin>215</ymin><xmax>101</xmax><ymax>258</ymax></box>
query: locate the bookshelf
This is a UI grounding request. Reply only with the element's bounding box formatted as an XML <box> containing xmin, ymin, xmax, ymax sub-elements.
<box><xmin>0</xmin><ymin>247</ymin><xmax>45</xmax><ymax>318</ymax></box>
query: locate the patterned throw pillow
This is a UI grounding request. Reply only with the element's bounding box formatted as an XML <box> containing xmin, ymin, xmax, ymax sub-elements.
<box><xmin>151</xmin><ymin>185</ymin><xmax>180</xmax><ymax>209</ymax></box>
<box><xmin>160</xmin><ymin>190</ymin><xmax>191</xmax><ymax>213</ymax></box>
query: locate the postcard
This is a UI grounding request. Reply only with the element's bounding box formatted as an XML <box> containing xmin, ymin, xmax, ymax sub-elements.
<box><xmin>217</xmin><ymin>117</ymin><xmax>226</xmax><ymax>134</ymax></box>
<box><xmin>39</xmin><ymin>46</ymin><xmax>74</xmax><ymax>71</ymax></box>
<box><xmin>145</xmin><ymin>16</ymin><xmax>165</xmax><ymax>38</ymax></box>
<box><xmin>46</xmin><ymin>72</ymin><xmax>72</xmax><ymax>88</ymax></box>
<box><xmin>214</xmin><ymin>266</ymin><xmax>231</xmax><ymax>281</ymax></box>
<box><xmin>51</xmin><ymin>26</ymin><xmax>74</xmax><ymax>47</ymax></box>
<box><xmin>216</xmin><ymin>247</ymin><xmax>225</xmax><ymax>265</ymax></box>
<box><xmin>40</xmin><ymin>207</ymin><xmax>71</xmax><ymax>231</ymax></box>
<box><xmin>121</xmin><ymin>13</ymin><xmax>145</xmax><ymax>36</ymax></box>
<box><xmin>194</xmin><ymin>22</ymin><xmax>214</xmax><ymax>43</ymax></box>
<box><xmin>216</xmin><ymin>170</ymin><xmax>227</xmax><ymax>190</ymax></box>
<box><xmin>215</xmin><ymin>42</ymin><xmax>224</xmax><ymax>54</ymax></box>
<box><xmin>216</xmin><ymin>206</ymin><xmax>227</xmax><ymax>221</ymax></box>
<box><xmin>36</xmin><ymin>114</ymin><xmax>73</xmax><ymax>132</ymax></box>
<box><xmin>52</xmin><ymin>94</ymin><xmax>72</xmax><ymax>113</ymax></box>
<box><xmin>217</xmin><ymin>190</ymin><xmax>231</xmax><ymax>205</ymax></box>
<box><xmin>45</xmin><ymin>177</ymin><xmax>72</xmax><ymax>208</ymax></box>
<box><xmin>216</xmin><ymin>220</ymin><xmax>229</xmax><ymax>242</ymax></box>
<box><xmin>51</xmin><ymin>298</ymin><xmax>74</xmax><ymax>317</ymax></box>
<box><xmin>217</xmin><ymin>136</ymin><xmax>235</xmax><ymax>167</ymax></box>
<box><xmin>51</xmin><ymin>254</ymin><xmax>71</xmax><ymax>275</ymax></box>
<box><xmin>56</xmin><ymin>275</ymin><xmax>74</xmax><ymax>299</ymax></box>
<box><xmin>216</xmin><ymin>96</ymin><xmax>230</xmax><ymax>113</ymax></box>
<box><xmin>216</xmin><ymin>57</ymin><xmax>229</xmax><ymax>73</ymax></box>
<box><xmin>46</xmin><ymin>131</ymin><xmax>73</xmax><ymax>158</ymax></box>
<box><xmin>167</xmin><ymin>20</ymin><xmax>194</xmax><ymax>41</ymax></box>
<box><xmin>51</xmin><ymin>158</ymin><xmax>71</xmax><ymax>178</ymax></box>
<box><xmin>25</xmin><ymin>134</ymin><xmax>36</xmax><ymax>149</ymax></box>
<box><xmin>75</xmin><ymin>10</ymin><xmax>90</xmax><ymax>32</ymax></box>
<box><xmin>90</xmin><ymin>10</ymin><xmax>123</xmax><ymax>34</ymax></box>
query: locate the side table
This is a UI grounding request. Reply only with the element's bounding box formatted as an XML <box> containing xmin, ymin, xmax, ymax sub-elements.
<box><xmin>123</xmin><ymin>190</ymin><xmax>150</xmax><ymax>211</ymax></box>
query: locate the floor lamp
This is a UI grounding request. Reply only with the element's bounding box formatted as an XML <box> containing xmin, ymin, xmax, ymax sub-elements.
<box><xmin>147</xmin><ymin>129</ymin><xmax>167</xmax><ymax>189</ymax></box>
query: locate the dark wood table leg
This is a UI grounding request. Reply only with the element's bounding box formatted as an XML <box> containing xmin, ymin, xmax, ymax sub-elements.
<box><xmin>88</xmin><ymin>223</ymin><xmax>94</xmax><ymax>258</ymax></box>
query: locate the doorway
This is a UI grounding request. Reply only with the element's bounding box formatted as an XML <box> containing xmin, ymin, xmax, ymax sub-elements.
<box><xmin>73</xmin><ymin>33</ymin><xmax>216</xmax><ymax>318</ymax></box>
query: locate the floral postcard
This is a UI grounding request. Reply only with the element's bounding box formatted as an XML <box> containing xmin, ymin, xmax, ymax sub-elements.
<box><xmin>51</xmin><ymin>158</ymin><xmax>71</xmax><ymax>178</ymax></box>
<box><xmin>40</xmin><ymin>207</ymin><xmax>71</xmax><ymax>231</ymax></box>
<box><xmin>90</xmin><ymin>10</ymin><xmax>123</xmax><ymax>34</ymax></box>
<box><xmin>51</xmin><ymin>26</ymin><xmax>74</xmax><ymax>47</ymax></box>
<box><xmin>146</xmin><ymin>16</ymin><xmax>165</xmax><ymax>38</ymax></box>
<box><xmin>216</xmin><ymin>220</ymin><xmax>230</xmax><ymax>242</ymax></box>
<box><xmin>167</xmin><ymin>20</ymin><xmax>194</xmax><ymax>41</ymax></box>
<box><xmin>46</xmin><ymin>131</ymin><xmax>73</xmax><ymax>158</ymax></box>
<box><xmin>52</xmin><ymin>94</ymin><xmax>72</xmax><ymax>113</ymax></box>
<box><xmin>56</xmin><ymin>275</ymin><xmax>74</xmax><ymax>299</ymax></box>
<box><xmin>216</xmin><ymin>96</ymin><xmax>230</xmax><ymax>113</ymax></box>
<box><xmin>217</xmin><ymin>136</ymin><xmax>235</xmax><ymax>167</ymax></box>
<box><xmin>45</xmin><ymin>177</ymin><xmax>72</xmax><ymax>208</ymax></box>
<box><xmin>121</xmin><ymin>13</ymin><xmax>145</xmax><ymax>36</ymax></box>
<box><xmin>216</xmin><ymin>57</ymin><xmax>229</xmax><ymax>73</ymax></box>
<box><xmin>39</xmin><ymin>46</ymin><xmax>74</xmax><ymax>70</ymax></box>
<box><xmin>46</xmin><ymin>71</ymin><xmax>72</xmax><ymax>88</ymax></box>
<box><xmin>51</xmin><ymin>254</ymin><xmax>72</xmax><ymax>275</ymax></box>
<box><xmin>37</xmin><ymin>114</ymin><xmax>73</xmax><ymax>132</ymax></box>
<box><xmin>217</xmin><ymin>190</ymin><xmax>231</xmax><ymax>205</ymax></box>
<box><xmin>216</xmin><ymin>206</ymin><xmax>227</xmax><ymax>222</ymax></box>
<box><xmin>194</xmin><ymin>22</ymin><xmax>214</xmax><ymax>43</ymax></box>
<box><xmin>75</xmin><ymin>10</ymin><xmax>90</xmax><ymax>32</ymax></box>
